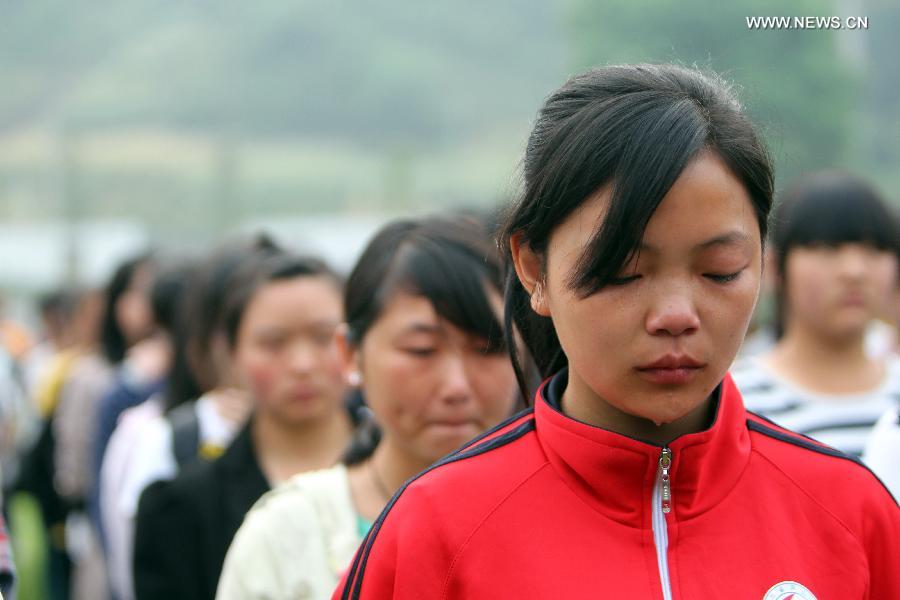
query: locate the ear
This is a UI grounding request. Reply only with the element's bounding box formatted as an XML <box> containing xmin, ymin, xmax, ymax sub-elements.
<box><xmin>334</xmin><ymin>323</ymin><xmax>362</xmax><ymax>386</ymax></box>
<box><xmin>509</xmin><ymin>232</ymin><xmax>551</xmax><ymax>317</ymax></box>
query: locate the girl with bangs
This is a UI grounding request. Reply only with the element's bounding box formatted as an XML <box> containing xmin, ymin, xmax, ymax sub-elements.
<box><xmin>732</xmin><ymin>171</ymin><xmax>900</xmax><ymax>457</ymax></box>
<box><xmin>216</xmin><ymin>216</ymin><xmax>519</xmax><ymax>600</ymax></box>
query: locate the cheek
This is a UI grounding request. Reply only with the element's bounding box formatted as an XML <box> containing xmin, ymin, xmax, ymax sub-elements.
<box><xmin>117</xmin><ymin>294</ymin><xmax>151</xmax><ymax>337</ymax></box>
<box><xmin>869</xmin><ymin>257</ymin><xmax>899</xmax><ymax>297</ymax></box>
<box><xmin>469</xmin><ymin>357</ymin><xmax>518</xmax><ymax>418</ymax></box>
<box><xmin>785</xmin><ymin>261</ymin><xmax>832</xmax><ymax>315</ymax></box>
<box><xmin>551</xmin><ymin>294</ymin><xmax>628</xmax><ymax>362</ymax></box>
<box><xmin>709</xmin><ymin>277</ymin><xmax>760</xmax><ymax>343</ymax></box>
<box><xmin>235</xmin><ymin>350</ymin><xmax>281</xmax><ymax>401</ymax></box>
<box><xmin>319</xmin><ymin>346</ymin><xmax>345</xmax><ymax>382</ymax></box>
<box><xmin>364</xmin><ymin>352</ymin><xmax>431</xmax><ymax>425</ymax></box>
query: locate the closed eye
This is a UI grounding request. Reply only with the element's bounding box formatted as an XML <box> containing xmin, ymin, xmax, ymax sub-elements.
<box><xmin>704</xmin><ymin>271</ymin><xmax>743</xmax><ymax>284</ymax></box>
<box><xmin>404</xmin><ymin>347</ymin><xmax>436</xmax><ymax>357</ymax></box>
<box><xmin>607</xmin><ymin>274</ymin><xmax>641</xmax><ymax>286</ymax></box>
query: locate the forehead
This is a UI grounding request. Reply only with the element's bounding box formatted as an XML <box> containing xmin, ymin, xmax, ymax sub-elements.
<box><xmin>550</xmin><ymin>152</ymin><xmax>759</xmax><ymax>259</ymax></box>
<box><xmin>243</xmin><ymin>276</ymin><xmax>342</xmax><ymax>324</ymax></box>
<box><xmin>370</xmin><ymin>290</ymin><xmax>503</xmax><ymax>339</ymax></box>
<box><xmin>641</xmin><ymin>152</ymin><xmax>759</xmax><ymax>248</ymax></box>
<box><xmin>374</xmin><ymin>292</ymin><xmax>441</xmax><ymax>328</ymax></box>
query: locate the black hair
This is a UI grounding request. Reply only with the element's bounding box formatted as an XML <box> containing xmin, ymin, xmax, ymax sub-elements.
<box><xmin>220</xmin><ymin>252</ymin><xmax>342</xmax><ymax>350</ymax></box>
<box><xmin>149</xmin><ymin>262</ymin><xmax>193</xmax><ymax>334</ymax></box>
<box><xmin>175</xmin><ymin>234</ymin><xmax>282</xmax><ymax>408</ymax></box>
<box><xmin>344</xmin><ymin>215</ymin><xmax>505</xmax><ymax>350</ymax></box>
<box><xmin>498</xmin><ymin>64</ymin><xmax>775</xmax><ymax>400</ymax></box>
<box><xmin>147</xmin><ymin>261</ymin><xmax>203</xmax><ymax>410</ymax></box>
<box><xmin>341</xmin><ymin>215</ymin><xmax>507</xmax><ymax>465</ymax></box>
<box><xmin>38</xmin><ymin>289</ymin><xmax>79</xmax><ymax>320</ymax></box>
<box><xmin>99</xmin><ymin>253</ymin><xmax>154</xmax><ymax>364</ymax></box>
<box><xmin>771</xmin><ymin>170</ymin><xmax>900</xmax><ymax>338</ymax></box>
<box><xmin>37</xmin><ymin>289</ymin><xmax>80</xmax><ymax>342</ymax></box>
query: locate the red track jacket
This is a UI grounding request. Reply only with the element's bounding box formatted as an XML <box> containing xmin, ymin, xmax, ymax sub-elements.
<box><xmin>334</xmin><ymin>370</ymin><xmax>900</xmax><ymax>599</ymax></box>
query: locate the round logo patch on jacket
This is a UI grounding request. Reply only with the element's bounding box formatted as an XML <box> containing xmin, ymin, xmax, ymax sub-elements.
<box><xmin>763</xmin><ymin>581</ymin><xmax>817</xmax><ymax>600</ymax></box>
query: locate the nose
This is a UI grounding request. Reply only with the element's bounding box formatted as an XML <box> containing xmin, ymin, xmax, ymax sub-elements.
<box><xmin>645</xmin><ymin>292</ymin><xmax>700</xmax><ymax>337</ymax></box>
<box><xmin>836</xmin><ymin>245</ymin><xmax>868</xmax><ymax>281</ymax></box>
<box><xmin>438</xmin><ymin>352</ymin><xmax>475</xmax><ymax>405</ymax></box>
<box><xmin>287</xmin><ymin>340</ymin><xmax>318</xmax><ymax>374</ymax></box>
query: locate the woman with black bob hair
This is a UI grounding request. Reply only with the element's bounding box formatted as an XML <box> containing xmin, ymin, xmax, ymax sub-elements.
<box><xmin>135</xmin><ymin>251</ymin><xmax>353</xmax><ymax>600</ymax></box>
<box><xmin>216</xmin><ymin>215</ymin><xmax>518</xmax><ymax>600</ymax></box>
<box><xmin>733</xmin><ymin>171</ymin><xmax>900</xmax><ymax>457</ymax></box>
<box><xmin>334</xmin><ymin>64</ymin><xmax>900</xmax><ymax>599</ymax></box>
<box><xmin>100</xmin><ymin>236</ymin><xmax>280</xmax><ymax>600</ymax></box>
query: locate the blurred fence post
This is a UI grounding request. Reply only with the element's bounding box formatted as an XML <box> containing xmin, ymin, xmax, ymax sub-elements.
<box><xmin>210</xmin><ymin>133</ymin><xmax>240</xmax><ymax>238</ymax></box>
<box><xmin>60</xmin><ymin>129</ymin><xmax>82</xmax><ymax>288</ymax></box>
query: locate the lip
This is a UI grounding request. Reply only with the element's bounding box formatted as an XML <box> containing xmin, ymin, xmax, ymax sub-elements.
<box><xmin>839</xmin><ymin>294</ymin><xmax>866</xmax><ymax>307</ymax></box>
<box><xmin>289</xmin><ymin>387</ymin><xmax>319</xmax><ymax>401</ymax></box>
<box><xmin>427</xmin><ymin>418</ymin><xmax>478</xmax><ymax>429</ymax></box>
<box><xmin>635</xmin><ymin>354</ymin><xmax>706</xmax><ymax>385</ymax></box>
<box><xmin>637</xmin><ymin>354</ymin><xmax>705</xmax><ymax>370</ymax></box>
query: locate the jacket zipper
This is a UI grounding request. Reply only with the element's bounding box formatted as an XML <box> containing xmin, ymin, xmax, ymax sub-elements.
<box><xmin>651</xmin><ymin>447</ymin><xmax>673</xmax><ymax>600</ymax></box>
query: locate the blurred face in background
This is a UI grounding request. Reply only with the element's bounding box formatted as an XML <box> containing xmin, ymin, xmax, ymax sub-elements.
<box><xmin>73</xmin><ymin>290</ymin><xmax>105</xmax><ymax>348</ymax></box>
<box><xmin>116</xmin><ymin>263</ymin><xmax>156</xmax><ymax>345</ymax></box>
<box><xmin>232</xmin><ymin>275</ymin><xmax>346</xmax><ymax>427</ymax></box>
<box><xmin>345</xmin><ymin>290</ymin><xmax>518</xmax><ymax>465</ymax></box>
<box><xmin>783</xmin><ymin>242</ymin><xmax>898</xmax><ymax>342</ymax></box>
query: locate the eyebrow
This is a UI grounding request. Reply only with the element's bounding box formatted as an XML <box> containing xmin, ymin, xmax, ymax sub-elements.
<box><xmin>400</xmin><ymin>322</ymin><xmax>441</xmax><ymax>335</ymax></box>
<box><xmin>254</xmin><ymin>319</ymin><xmax>339</xmax><ymax>336</ymax></box>
<box><xmin>639</xmin><ymin>231</ymin><xmax>753</xmax><ymax>253</ymax></box>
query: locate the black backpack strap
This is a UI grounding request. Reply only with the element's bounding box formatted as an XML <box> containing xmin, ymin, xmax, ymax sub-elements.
<box><xmin>165</xmin><ymin>403</ymin><xmax>200</xmax><ymax>469</ymax></box>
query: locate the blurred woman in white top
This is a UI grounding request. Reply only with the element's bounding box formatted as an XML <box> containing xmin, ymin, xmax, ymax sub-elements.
<box><xmin>216</xmin><ymin>215</ymin><xmax>520</xmax><ymax>600</ymax></box>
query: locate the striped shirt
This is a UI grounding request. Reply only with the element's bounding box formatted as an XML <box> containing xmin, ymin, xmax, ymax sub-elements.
<box><xmin>730</xmin><ymin>356</ymin><xmax>900</xmax><ymax>457</ymax></box>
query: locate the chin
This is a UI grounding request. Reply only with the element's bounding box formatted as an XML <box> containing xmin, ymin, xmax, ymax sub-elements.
<box><xmin>425</xmin><ymin>427</ymin><xmax>477</xmax><ymax>452</ymax></box>
<box><xmin>633</xmin><ymin>390</ymin><xmax>710</xmax><ymax>427</ymax></box>
<box><xmin>279</xmin><ymin>405</ymin><xmax>329</xmax><ymax>426</ymax></box>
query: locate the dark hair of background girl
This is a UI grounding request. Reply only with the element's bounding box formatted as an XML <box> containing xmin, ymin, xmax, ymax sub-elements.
<box><xmin>770</xmin><ymin>170</ymin><xmax>900</xmax><ymax>339</ymax></box>
<box><xmin>147</xmin><ymin>261</ymin><xmax>202</xmax><ymax>410</ymax></box>
<box><xmin>171</xmin><ymin>234</ymin><xmax>282</xmax><ymax>411</ymax></box>
<box><xmin>218</xmin><ymin>252</ymin><xmax>342</xmax><ymax>351</ymax></box>
<box><xmin>341</xmin><ymin>215</ymin><xmax>508</xmax><ymax>465</ymax></box>
<box><xmin>498</xmin><ymin>63</ymin><xmax>776</xmax><ymax>401</ymax></box>
<box><xmin>100</xmin><ymin>253</ymin><xmax>154</xmax><ymax>364</ymax></box>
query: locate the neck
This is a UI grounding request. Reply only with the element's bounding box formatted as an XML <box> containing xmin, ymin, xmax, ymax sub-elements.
<box><xmin>776</xmin><ymin>321</ymin><xmax>869</xmax><ymax>368</ymax></box>
<box><xmin>561</xmin><ymin>373</ymin><xmax>714</xmax><ymax>447</ymax></box>
<box><xmin>346</xmin><ymin>437</ymin><xmax>435</xmax><ymax>524</ymax></box>
<box><xmin>767</xmin><ymin>322</ymin><xmax>883</xmax><ymax>394</ymax></box>
<box><xmin>252</xmin><ymin>407</ymin><xmax>352</xmax><ymax>485</ymax></box>
<box><xmin>369</xmin><ymin>436</ymin><xmax>434</xmax><ymax>496</ymax></box>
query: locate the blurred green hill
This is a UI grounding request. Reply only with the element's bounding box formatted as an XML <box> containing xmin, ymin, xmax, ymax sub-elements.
<box><xmin>0</xmin><ymin>0</ymin><xmax>895</xmax><ymax>242</ymax></box>
<box><xmin>0</xmin><ymin>1</ymin><xmax>564</xmax><ymax>145</ymax></box>
<box><xmin>0</xmin><ymin>0</ymin><xmax>568</xmax><ymax>237</ymax></box>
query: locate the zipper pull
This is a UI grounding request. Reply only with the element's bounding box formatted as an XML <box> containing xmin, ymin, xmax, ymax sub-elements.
<box><xmin>659</xmin><ymin>448</ymin><xmax>672</xmax><ymax>514</ymax></box>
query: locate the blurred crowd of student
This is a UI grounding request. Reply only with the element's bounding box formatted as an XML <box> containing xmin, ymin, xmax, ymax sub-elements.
<box><xmin>0</xmin><ymin>169</ymin><xmax>896</xmax><ymax>600</ymax></box>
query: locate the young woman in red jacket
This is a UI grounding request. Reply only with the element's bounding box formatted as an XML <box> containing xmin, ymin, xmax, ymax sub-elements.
<box><xmin>334</xmin><ymin>64</ymin><xmax>900</xmax><ymax>600</ymax></box>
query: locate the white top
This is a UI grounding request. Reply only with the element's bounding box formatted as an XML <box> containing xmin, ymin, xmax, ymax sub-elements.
<box><xmin>731</xmin><ymin>356</ymin><xmax>900</xmax><ymax>456</ymax></box>
<box><xmin>863</xmin><ymin>405</ymin><xmax>900</xmax><ymax>500</ymax></box>
<box><xmin>100</xmin><ymin>397</ymin><xmax>163</xmax><ymax>600</ymax></box>
<box><xmin>100</xmin><ymin>393</ymin><xmax>243</xmax><ymax>600</ymax></box>
<box><xmin>216</xmin><ymin>464</ymin><xmax>363</xmax><ymax>600</ymax></box>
